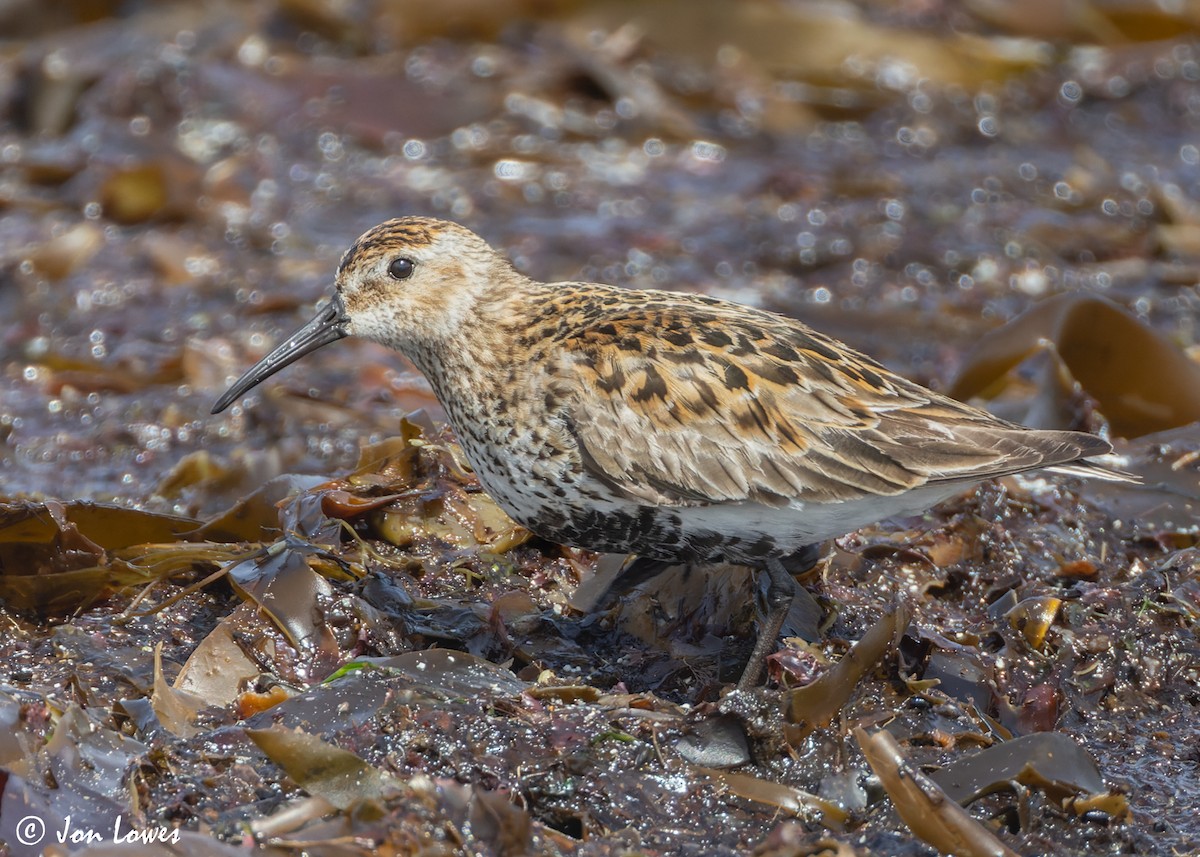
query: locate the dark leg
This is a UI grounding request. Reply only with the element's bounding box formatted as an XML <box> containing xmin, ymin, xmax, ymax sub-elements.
<box><xmin>736</xmin><ymin>557</ymin><xmax>794</xmax><ymax>690</ymax></box>
<box><xmin>736</xmin><ymin>546</ymin><xmax>821</xmax><ymax>691</ymax></box>
<box><xmin>594</xmin><ymin>555</ymin><xmax>675</xmax><ymax>605</ymax></box>
<box><xmin>780</xmin><ymin>543</ymin><xmax>821</xmax><ymax>575</ymax></box>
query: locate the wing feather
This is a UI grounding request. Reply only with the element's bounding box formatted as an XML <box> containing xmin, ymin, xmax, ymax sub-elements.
<box><xmin>549</xmin><ymin>296</ymin><xmax>1120</xmax><ymax>507</ymax></box>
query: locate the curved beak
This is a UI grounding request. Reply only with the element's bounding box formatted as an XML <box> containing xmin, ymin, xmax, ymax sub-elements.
<box><xmin>211</xmin><ymin>294</ymin><xmax>349</xmax><ymax>414</ymax></box>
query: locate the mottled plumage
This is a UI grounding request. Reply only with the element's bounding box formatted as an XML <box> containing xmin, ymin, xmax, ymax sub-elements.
<box><xmin>213</xmin><ymin>217</ymin><xmax>1132</xmax><ymax>687</ymax></box>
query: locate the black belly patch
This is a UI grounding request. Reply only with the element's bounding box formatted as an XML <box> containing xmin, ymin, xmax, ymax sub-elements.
<box><xmin>522</xmin><ymin>503</ymin><xmax>789</xmax><ymax>567</ymax></box>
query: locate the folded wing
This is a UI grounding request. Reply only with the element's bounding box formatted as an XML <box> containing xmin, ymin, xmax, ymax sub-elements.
<box><xmin>553</xmin><ymin>304</ymin><xmax>1117</xmax><ymax>508</ymax></box>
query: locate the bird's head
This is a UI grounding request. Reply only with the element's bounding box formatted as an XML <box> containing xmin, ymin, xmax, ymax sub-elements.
<box><xmin>211</xmin><ymin>217</ymin><xmax>514</xmax><ymax>414</ymax></box>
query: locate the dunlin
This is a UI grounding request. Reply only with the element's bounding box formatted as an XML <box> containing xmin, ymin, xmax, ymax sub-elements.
<box><xmin>213</xmin><ymin>217</ymin><xmax>1132</xmax><ymax>688</ymax></box>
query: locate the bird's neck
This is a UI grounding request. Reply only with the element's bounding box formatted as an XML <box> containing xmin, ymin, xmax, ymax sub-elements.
<box><xmin>406</xmin><ymin>278</ymin><xmax>549</xmax><ymax>406</ymax></box>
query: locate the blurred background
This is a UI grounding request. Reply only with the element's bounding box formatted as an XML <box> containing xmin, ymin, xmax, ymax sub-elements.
<box><xmin>2</xmin><ymin>5</ymin><xmax>1199</xmax><ymax>854</ymax></box>
<box><xmin>1</xmin><ymin>0</ymin><xmax>1198</xmax><ymax>512</ymax></box>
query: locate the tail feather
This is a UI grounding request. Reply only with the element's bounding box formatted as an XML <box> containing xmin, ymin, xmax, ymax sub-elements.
<box><xmin>1044</xmin><ymin>459</ymin><xmax>1139</xmax><ymax>483</ymax></box>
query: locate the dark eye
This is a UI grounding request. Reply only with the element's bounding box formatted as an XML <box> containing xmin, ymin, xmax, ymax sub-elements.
<box><xmin>388</xmin><ymin>258</ymin><xmax>415</xmax><ymax>280</ymax></box>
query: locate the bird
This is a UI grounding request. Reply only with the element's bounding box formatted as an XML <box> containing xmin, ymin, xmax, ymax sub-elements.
<box><xmin>212</xmin><ymin>216</ymin><xmax>1133</xmax><ymax>689</ymax></box>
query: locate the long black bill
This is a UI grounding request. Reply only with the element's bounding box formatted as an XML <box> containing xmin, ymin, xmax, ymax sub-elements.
<box><xmin>211</xmin><ymin>294</ymin><xmax>349</xmax><ymax>414</ymax></box>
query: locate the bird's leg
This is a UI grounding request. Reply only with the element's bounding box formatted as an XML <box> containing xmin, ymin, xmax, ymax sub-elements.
<box><xmin>781</xmin><ymin>543</ymin><xmax>821</xmax><ymax>575</ymax></box>
<box><xmin>736</xmin><ymin>558</ymin><xmax>794</xmax><ymax>690</ymax></box>
<box><xmin>736</xmin><ymin>546</ymin><xmax>820</xmax><ymax>691</ymax></box>
<box><xmin>595</xmin><ymin>555</ymin><xmax>674</xmax><ymax>604</ymax></box>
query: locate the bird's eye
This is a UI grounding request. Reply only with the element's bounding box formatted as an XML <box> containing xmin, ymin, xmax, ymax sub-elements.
<box><xmin>388</xmin><ymin>258</ymin><xmax>415</xmax><ymax>280</ymax></box>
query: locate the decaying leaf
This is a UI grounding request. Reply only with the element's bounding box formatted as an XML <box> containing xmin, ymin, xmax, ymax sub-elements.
<box><xmin>696</xmin><ymin>766</ymin><xmax>848</xmax><ymax>830</ymax></box>
<box><xmin>856</xmin><ymin>727</ymin><xmax>1020</xmax><ymax>857</ymax></box>
<box><xmin>152</xmin><ymin>449</ymin><xmax>229</xmax><ymax>501</ymax></box>
<box><xmin>349</xmin><ymin>649</ymin><xmax>529</xmax><ymax>698</ymax></box>
<box><xmin>785</xmin><ymin>605</ymin><xmax>910</xmax><ymax>744</ymax></box>
<box><xmin>465</xmin><ymin>785</ymin><xmax>536</xmax><ymax>856</ymax></box>
<box><xmin>196</xmin><ymin>474</ymin><xmax>329</xmax><ymax>543</ymax></box>
<box><xmin>46</xmin><ymin>705</ymin><xmax>147</xmax><ymax>815</ymax></box>
<box><xmin>583</xmin><ymin>1</ymin><xmax>1049</xmax><ymax>91</ymax></box>
<box><xmin>0</xmin><ymin>501</ymin><xmax>213</xmax><ymax>612</ymax></box>
<box><xmin>225</xmin><ymin>543</ymin><xmax>340</xmax><ymax>654</ymax></box>
<box><xmin>26</xmin><ymin>222</ymin><xmax>104</xmax><ymax>280</ymax></box>
<box><xmin>949</xmin><ymin>293</ymin><xmax>1200</xmax><ymax>437</ymax></box>
<box><xmin>929</xmin><ymin>732</ymin><xmax>1111</xmax><ymax>806</ymax></box>
<box><xmin>0</xmin><ymin>500</ymin><xmax>199</xmax><ymax>550</ymax></box>
<box><xmin>246</xmin><ymin>726</ymin><xmax>400</xmax><ymax>809</ymax></box>
<box><xmin>174</xmin><ymin>605</ymin><xmax>264</xmax><ymax>707</ymax></box>
<box><xmin>965</xmin><ymin>0</ymin><xmax>1128</xmax><ymax>43</ymax></box>
<box><xmin>284</xmin><ymin>422</ymin><xmax>536</xmax><ymax>554</ymax></box>
<box><xmin>238</xmin><ymin>684</ymin><xmax>293</xmax><ymax>719</ymax></box>
<box><xmin>349</xmin><ymin>425</ymin><xmax>423</xmax><ymax>484</ymax></box>
<box><xmin>372</xmin><ymin>488</ymin><xmax>530</xmax><ymax>553</ymax></box>
<box><xmin>151</xmin><ymin>643</ymin><xmax>206</xmax><ymax>738</ymax></box>
<box><xmin>1082</xmin><ymin>423</ymin><xmax>1200</xmax><ymax>539</ymax></box>
<box><xmin>1004</xmin><ymin>596</ymin><xmax>1062</xmax><ymax>650</ymax></box>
